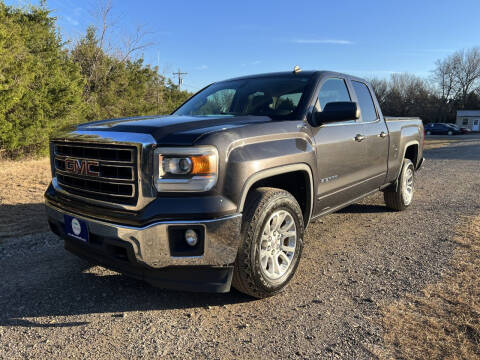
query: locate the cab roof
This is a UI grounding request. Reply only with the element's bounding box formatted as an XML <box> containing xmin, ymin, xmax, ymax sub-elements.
<box><xmin>218</xmin><ymin>70</ymin><xmax>368</xmax><ymax>84</ymax></box>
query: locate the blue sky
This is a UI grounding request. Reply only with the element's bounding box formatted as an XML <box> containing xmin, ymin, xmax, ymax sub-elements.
<box><xmin>6</xmin><ymin>0</ymin><xmax>480</xmax><ymax>91</ymax></box>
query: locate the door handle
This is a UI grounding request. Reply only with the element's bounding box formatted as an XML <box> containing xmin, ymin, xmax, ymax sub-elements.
<box><xmin>378</xmin><ymin>131</ymin><xmax>387</xmax><ymax>138</ymax></box>
<box><xmin>355</xmin><ymin>134</ymin><xmax>366</xmax><ymax>142</ymax></box>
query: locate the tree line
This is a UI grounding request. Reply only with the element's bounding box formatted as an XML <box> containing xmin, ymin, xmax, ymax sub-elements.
<box><xmin>0</xmin><ymin>2</ymin><xmax>190</xmax><ymax>158</ymax></box>
<box><xmin>369</xmin><ymin>48</ymin><xmax>480</xmax><ymax>124</ymax></box>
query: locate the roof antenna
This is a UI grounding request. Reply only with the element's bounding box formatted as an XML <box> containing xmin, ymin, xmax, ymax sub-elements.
<box><xmin>293</xmin><ymin>65</ymin><xmax>301</xmax><ymax>73</ymax></box>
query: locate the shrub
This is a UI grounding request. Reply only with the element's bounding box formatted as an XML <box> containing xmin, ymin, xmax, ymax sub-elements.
<box><xmin>0</xmin><ymin>3</ymin><xmax>84</xmax><ymax>157</ymax></box>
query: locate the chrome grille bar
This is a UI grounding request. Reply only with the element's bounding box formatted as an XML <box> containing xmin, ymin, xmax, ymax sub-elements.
<box><xmin>53</xmin><ymin>142</ymin><xmax>138</xmax><ymax>204</ymax></box>
<box><xmin>54</xmin><ymin>157</ymin><xmax>135</xmax><ymax>181</ymax></box>
<box><xmin>56</xmin><ymin>174</ymin><xmax>135</xmax><ymax>198</ymax></box>
<box><xmin>55</xmin><ymin>143</ymin><xmax>134</xmax><ymax>163</ymax></box>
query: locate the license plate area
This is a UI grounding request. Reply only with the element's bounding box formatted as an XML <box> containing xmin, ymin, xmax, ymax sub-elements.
<box><xmin>64</xmin><ymin>215</ymin><xmax>89</xmax><ymax>242</ymax></box>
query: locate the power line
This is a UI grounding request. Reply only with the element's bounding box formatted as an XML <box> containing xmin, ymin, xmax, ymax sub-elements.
<box><xmin>172</xmin><ymin>69</ymin><xmax>188</xmax><ymax>88</ymax></box>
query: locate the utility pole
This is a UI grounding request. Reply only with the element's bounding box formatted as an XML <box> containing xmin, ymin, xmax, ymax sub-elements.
<box><xmin>172</xmin><ymin>69</ymin><xmax>188</xmax><ymax>88</ymax></box>
<box><xmin>156</xmin><ymin>52</ymin><xmax>161</xmax><ymax>112</ymax></box>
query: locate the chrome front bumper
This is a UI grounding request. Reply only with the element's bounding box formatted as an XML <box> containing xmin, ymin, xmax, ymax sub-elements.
<box><xmin>45</xmin><ymin>201</ymin><xmax>242</xmax><ymax>269</ymax></box>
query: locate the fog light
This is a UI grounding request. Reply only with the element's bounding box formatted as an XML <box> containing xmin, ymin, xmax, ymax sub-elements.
<box><xmin>185</xmin><ymin>229</ymin><xmax>198</xmax><ymax>246</ymax></box>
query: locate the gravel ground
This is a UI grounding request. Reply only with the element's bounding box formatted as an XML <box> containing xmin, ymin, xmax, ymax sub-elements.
<box><xmin>0</xmin><ymin>158</ymin><xmax>50</xmax><ymax>239</ymax></box>
<box><xmin>1</xmin><ymin>137</ymin><xmax>479</xmax><ymax>359</ymax></box>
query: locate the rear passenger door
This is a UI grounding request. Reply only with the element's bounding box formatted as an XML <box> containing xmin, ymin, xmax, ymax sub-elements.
<box><xmin>350</xmin><ymin>80</ymin><xmax>389</xmax><ymax>190</ymax></box>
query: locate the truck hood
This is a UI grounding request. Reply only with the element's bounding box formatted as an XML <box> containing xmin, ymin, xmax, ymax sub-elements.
<box><xmin>76</xmin><ymin>115</ymin><xmax>272</xmax><ymax>145</ymax></box>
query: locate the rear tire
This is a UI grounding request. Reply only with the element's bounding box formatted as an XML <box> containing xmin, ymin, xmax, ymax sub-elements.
<box><xmin>384</xmin><ymin>159</ymin><xmax>415</xmax><ymax>211</ymax></box>
<box><xmin>232</xmin><ymin>187</ymin><xmax>304</xmax><ymax>299</ymax></box>
<box><xmin>426</xmin><ymin>130</ymin><xmax>431</xmax><ymax>135</ymax></box>
<box><xmin>448</xmin><ymin>130</ymin><xmax>453</xmax><ymax>135</ymax></box>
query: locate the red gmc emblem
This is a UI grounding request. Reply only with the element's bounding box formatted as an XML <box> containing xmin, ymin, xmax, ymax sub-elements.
<box><xmin>65</xmin><ymin>158</ymin><xmax>100</xmax><ymax>177</ymax></box>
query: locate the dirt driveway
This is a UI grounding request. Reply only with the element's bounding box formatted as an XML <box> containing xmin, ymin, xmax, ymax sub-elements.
<box><xmin>1</xmin><ymin>137</ymin><xmax>479</xmax><ymax>359</ymax></box>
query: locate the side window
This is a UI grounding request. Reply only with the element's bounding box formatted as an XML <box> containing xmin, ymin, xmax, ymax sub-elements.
<box><xmin>317</xmin><ymin>78</ymin><xmax>351</xmax><ymax>110</ymax></box>
<box><xmin>352</xmin><ymin>81</ymin><xmax>378</xmax><ymax>122</ymax></box>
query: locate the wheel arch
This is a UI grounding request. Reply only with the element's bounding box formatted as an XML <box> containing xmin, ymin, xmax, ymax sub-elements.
<box><xmin>404</xmin><ymin>142</ymin><xmax>419</xmax><ymax>167</ymax></box>
<box><xmin>238</xmin><ymin>164</ymin><xmax>314</xmax><ymax>226</ymax></box>
<box><xmin>386</xmin><ymin>141</ymin><xmax>419</xmax><ymax>193</ymax></box>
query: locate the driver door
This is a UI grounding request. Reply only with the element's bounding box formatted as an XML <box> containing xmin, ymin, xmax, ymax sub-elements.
<box><xmin>311</xmin><ymin>77</ymin><xmax>369</xmax><ymax>214</ymax></box>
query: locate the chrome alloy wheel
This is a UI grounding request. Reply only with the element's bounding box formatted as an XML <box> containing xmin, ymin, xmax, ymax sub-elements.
<box><xmin>259</xmin><ymin>210</ymin><xmax>297</xmax><ymax>280</ymax></box>
<box><xmin>402</xmin><ymin>166</ymin><xmax>414</xmax><ymax>205</ymax></box>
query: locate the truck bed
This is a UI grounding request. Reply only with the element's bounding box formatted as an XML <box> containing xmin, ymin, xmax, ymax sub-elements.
<box><xmin>385</xmin><ymin>116</ymin><xmax>422</xmax><ymax>122</ymax></box>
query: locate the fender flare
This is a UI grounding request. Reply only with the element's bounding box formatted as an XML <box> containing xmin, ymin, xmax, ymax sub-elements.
<box><xmin>387</xmin><ymin>140</ymin><xmax>420</xmax><ymax>193</ymax></box>
<box><xmin>396</xmin><ymin>140</ymin><xmax>420</xmax><ymax>178</ymax></box>
<box><xmin>238</xmin><ymin>163</ymin><xmax>314</xmax><ymax>224</ymax></box>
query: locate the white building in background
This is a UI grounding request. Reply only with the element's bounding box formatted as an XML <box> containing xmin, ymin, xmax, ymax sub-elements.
<box><xmin>456</xmin><ymin>110</ymin><xmax>480</xmax><ymax>131</ymax></box>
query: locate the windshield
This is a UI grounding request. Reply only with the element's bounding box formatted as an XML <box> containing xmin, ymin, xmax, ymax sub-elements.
<box><xmin>173</xmin><ymin>76</ymin><xmax>311</xmax><ymax>119</ymax></box>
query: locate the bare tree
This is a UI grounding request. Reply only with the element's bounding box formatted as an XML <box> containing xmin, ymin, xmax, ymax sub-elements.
<box><xmin>452</xmin><ymin>47</ymin><xmax>480</xmax><ymax>108</ymax></box>
<box><xmin>432</xmin><ymin>56</ymin><xmax>458</xmax><ymax>101</ymax></box>
<box><xmin>118</xmin><ymin>25</ymin><xmax>154</xmax><ymax>62</ymax></box>
<box><xmin>89</xmin><ymin>0</ymin><xmax>154</xmax><ymax>62</ymax></box>
<box><xmin>369</xmin><ymin>78</ymin><xmax>388</xmax><ymax>106</ymax></box>
<box><xmin>371</xmin><ymin>73</ymin><xmax>434</xmax><ymax>121</ymax></box>
<box><xmin>367</xmin><ymin>48</ymin><xmax>480</xmax><ymax>123</ymax></box>
<box><xmin>97</xmin><ymin>0</ymin><xmax>113</xmax><ymax>50</ymax></box>
<box><xmin>389</xmin><ymin>73</ymin><xmax>429</xmax><ymax>112</ymax></box>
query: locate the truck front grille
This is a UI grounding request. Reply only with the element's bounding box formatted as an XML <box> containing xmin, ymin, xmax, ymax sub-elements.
<box><xmin>53</xmin><ymin>142</ymin><xmax>138</xmax><ymax>205</ymax></box>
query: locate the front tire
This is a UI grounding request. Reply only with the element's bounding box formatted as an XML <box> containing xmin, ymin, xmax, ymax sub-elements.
<box><xmin>232</xmin><ymin>187</ymin><xmax>304</xmax><ymax>298</ymax></box>
<box><xmin>384</xmin><ymin>159</ymin><xmax>415</xmax><ymax>211</ymax></box>
<box><xmin>448</xmin><ymin>130</ymin><xmax>453</xmax><ymax>135</ymax></box>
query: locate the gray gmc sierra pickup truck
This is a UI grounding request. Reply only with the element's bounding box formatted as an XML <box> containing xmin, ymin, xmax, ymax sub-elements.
<box><xmin>45</xmin><ymin>69</ymin><xmax>424</xmax><ymax>298</ymax></box>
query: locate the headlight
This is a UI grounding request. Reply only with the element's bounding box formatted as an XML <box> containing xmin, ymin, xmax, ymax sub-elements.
<box><xmin>154</xmin><ymin>146</ymin><xmax>218</xmax><ymax>192</ymax></box>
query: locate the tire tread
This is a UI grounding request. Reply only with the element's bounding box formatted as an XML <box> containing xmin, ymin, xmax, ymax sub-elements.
<box><xmin>232</xmin><ymin>187</ymin><xmax>303</xmax><ymax>298</ymax></box>
<box><xmin>384</xmin><ymin>159</ymin><xmax>414</xmax><ymax>211</ymax></box>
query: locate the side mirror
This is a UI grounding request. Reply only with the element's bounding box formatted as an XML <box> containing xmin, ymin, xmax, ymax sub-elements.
<box><xmin>312</xmin><ymin>101</ymin><xmax>360</xmax><ymax>126</ymax></box>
